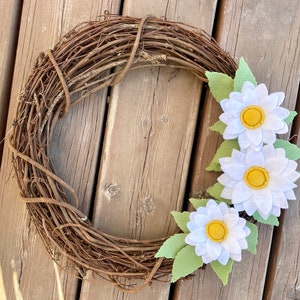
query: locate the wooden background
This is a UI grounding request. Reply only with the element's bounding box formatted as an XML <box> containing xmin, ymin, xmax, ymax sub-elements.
<box><xmin>0</xmin><ymin>0</ymin><xmax>299</xmax><ymax>299</ymax></box>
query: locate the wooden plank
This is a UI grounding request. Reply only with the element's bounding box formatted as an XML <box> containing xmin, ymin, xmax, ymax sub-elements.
<box><xmin>264</xmin><ymin>183</ymin><xmax>300</xmax><ymax>299</ymax></box>
<box><xmin>262</xmin><ymin>3</ymin><xmax>300</xmax><ymax>298</ymax></box>
<box><xmin>78</xmin><ymin>0</ymin><xmax>218</xmax><ymax>299</ymax></box>
<box><xmin>262</xmin><ymin>3</ymin><xmax>300</xmax><ymax>296</ymax></box>
<box><xmin>0</xmin><ymin>1</ymin><xmax>120</xmax><ymax>299</ymax></box>
<box><xmin>0</xmin><ymin>0</ymin><xmax>22</xmax><ymax>165</ymax></box>
<box><xmin>173</xmin><ymin>0</ymin><xmax>300</xmax><ymax>299</ymax></box>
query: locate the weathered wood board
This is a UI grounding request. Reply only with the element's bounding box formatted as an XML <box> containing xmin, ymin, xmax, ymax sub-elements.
<box><xmin>0</xmin><ymin>0</ymin><xmax>121</xmax><ymax>299</ymax></box>
<box><xmin>79</xmin><ymin>1</ymin><xmax>218</xmax><ymax>299</ymax></box>
<box><xmin>174</xmin><ymin>1</ymin><xmax>300</xmax><ymax>299</ymax></box>
<box><xmin>0</xmin><ymin>0</ymin><xmax>299</xmax><ymax>299</ymax></box>
<box><xmin>0</xmin><ymin>0</ymin><xmax>22</xmax><ymax>164</ymax></box>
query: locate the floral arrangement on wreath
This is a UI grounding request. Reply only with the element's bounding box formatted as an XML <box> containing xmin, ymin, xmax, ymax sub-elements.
<box><xmin>155</xmin><ymin>58</ymin><xmax>300</xmax><ymax>284</ymax></box>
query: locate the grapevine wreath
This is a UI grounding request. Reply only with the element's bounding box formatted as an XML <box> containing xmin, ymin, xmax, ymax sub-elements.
<box><xmin>9</xmin><ymin>15</ymin><xmax>300</xmax><ymax>292</ymax></box>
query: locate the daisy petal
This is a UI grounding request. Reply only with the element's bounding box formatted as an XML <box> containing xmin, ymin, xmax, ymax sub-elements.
<box><xmin>228</xmin><ymin>227</ymin><xmax>248</xmax><ymax>239</ymax></box>
<box><xmin>272</xmin><ymin>192</ymin><xmax>288</xmax><ymax>209</ymax></box>
<box><xmin>242</xmin><ymin>89</ymin><xmax>259</xmax><ymax>106</ymax></box>
<box><xmin>273</xmin><ymin>92</ymin><xmax>285</xmax><ymax>106</ymax></box>
<box><xmin>224</xmin><ymin>119</ymin><xmax>245</xmax><ymax>136</ymax></box>
<box><xmin>276</xmin><ymin>122</ymin><xmax>288</xmax><ymax>134</ymax></box>
<box><xmin>254</xmin><ymin>189</ymin><xmax>273</xmax><ymax>216</ymax></box>
<box><xmin>221</xmin><ymin>187</ymin><xmax>233</xmax><ymax>199</ymax></box>
<box><xmin>245</xmin><ymin>148</ymin><xmax>265</xmax><ymax>166</ymax></box>
<box><xmin>280</xmin><ymin>170</ymin><xmax>300</xmax><ymax>182</ymax></box>
<box><xmin>255</xmin><ymin>83</ymin><xmax>268</xmax><ymax>99</ymax></box>
<box><xmin>265</xmin><ymin>157</ymin><xmax>288</xmax><ymax>174</ymax></box>
<box><xmin>221</xmin><ymin>163</ymin><xmax>247</xmax><ymax>181</ymax></box>
<box><xmin>270</xmin><ymin>206</ymin><xmax>281</xmax><ymax>217</ymax></box>
<box><xmin>195</xmin><ymin>242</ymin><xmax>207</xmax><ymax>256</ymax></box>
<box><xmin>268</xmin><ymin>175</ymin><xmax>297</xmax><ymax>191</ymax></box>
<box><xmin>222</xmin><ymin>235</ymin><xmax>241</xmax><ymax>254</ymax></box>
<box><xmin>236</xmin><ymin>218</ymin><xmax>247</xmax><ymax>228</ymax></box>
<box><xmin>246</xmin><ymin>128</ymin><xmax>263</xmax><ymax>147</ymax></box>
<box><xmin>233</xmin><ymin>203</ymin><xmax>245</xmax><ymax>212</ymax></box>
<box><xmin>242</xmin><ymin>199</ymin><xmax>257</xmax><ymax>216</ymax></box>
<box><xmin>230</xmin><ymin>252</ymin><xmax>242</xmax><ymax>262</ymax></box>
<box><xmin>238</xmin><ymin>132</ymin><xmax>251</xmax><ymax>150</ymax></box>
<box><xmin>242</xmin><ymin>81</ymin><xmax>256</xmax><ymax>92</ymax></box>
<box><xmin>218</xmin><ymin>173</ymin><xmax>237</xmax><ymax>188</ymax></box>
<box><xmin>262</xmin><ymin>130</ymin><xmax>276</xmax><ymax>144</ymax></box>
<box><xmin>220</xmin><ymin>112</ymin><xmax>235</xmax><ymax>124</ymax></box>
<box><xmin>231</xmin><ymin>149</ymin><xmax>246</xmax><ymax>164</ymax></box>
<box><xmin>224</xmin><ymin>100</ymin><xmax>244</xmax><ymax>116</ymax></box>
<box><xmin>230</xmin><ymin>91</ymin><xmax>243</xmax><ymax>102</ymax></box>
<box><xmin>207</xmin><ymin>206</ymin><xmax>222</xmax><ymax>220</ymax></box>
<box><xmin>187</xmin><ymin>221</ymin><xmax>198</xmax><ymax>232</ymax></box>
<box><xmin>232</xmin><ymin>182</ymin><xmax>252</xmax><ymax>204</ymax></box>
<box><xmin>186</xmin><ymin>228</ymin><xmax>207</xmax><ymax>244</ymax></box>
<box><xmin>219</xmin><ymin>202</ymin><xmax>230</xmax><ymax>215</ymax></box>
<box><xmin>194</xmin><ymin>214</ymin><xmax>210</xmax><ymax>227</ymax></box>
<box><xmin>238</xmin><ymin>239</ymin><xmax>248</xmax><ymax>249</ymax></box>
<box><xmin>284</xmin><ymin>189</ymin><xmax>296</xmax><ymax>200</ymax></box>
<box><xmin>260</xmin><ymin>94</ymin><xmax>277</xmax><ymax>114</ymax></box>
<box><xmin>223</xmin><ymin>213</ymin><xmax>239</xmax><ymax>229</ymax></box>
<box><xmin>207</xmin><ymin>240</ymin><xmax>222</xmax><ymax>260</ymax></box>
<box><xmin>274</xmin><ymin>147</ymin><xmax>286</xmax><ymax>158</ymax></box>
<box><xmin>262</xmin><ymin>116</ymin><xmax>286</xmax><ymax>131</ymax></box>
<box><xmin>272</xmin><ymin>107</ymin><xmax>290</xmax><ymax>120</ymax></box>
<box><xmin>286</xmin><ymin>160</ymin><xmax>298</xmax><ymax>171</ymax></box>
<box><xmin>218</xmin><ymin>249</ymin><xmax>230</xmax><ymax>265</ymax></box>
<box><xmin>202</xmin><ymin>254</ymin><xmax>213</xmax><ymax>264</ymax></box>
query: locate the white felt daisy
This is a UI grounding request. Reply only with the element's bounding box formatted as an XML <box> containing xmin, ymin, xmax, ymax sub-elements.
<box><xmin>218</xmin><ymin>144</ymin><xmax>300</xmax><ymax>219</ymax></box>
<box><xmin>220</xmin><ymin>81</ymin><xmax>289</xmax><ymax>150</ymax></box>
<box><xmin>185</xmin><ymin>200</ymin><xmax>250</xmax><ymax>265</ymax></box>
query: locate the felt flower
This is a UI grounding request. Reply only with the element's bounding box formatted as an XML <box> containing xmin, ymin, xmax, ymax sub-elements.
<box><xmin>185</xmin><ymin>200</ymin><xmax>250</xmax><ymax>265</ymax></box>
<box><xmin>219</xmin><ymin>81</ymin><xmax>289</xmax><ymax>150</ymax></box>
<box><xmin>218</xmin><ymin>144</ymin><xmax>300</xmax><ymax>219</ymax></box>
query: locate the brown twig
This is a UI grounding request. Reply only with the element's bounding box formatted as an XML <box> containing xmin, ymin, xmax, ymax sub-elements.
<box><xmin>9</xmin><ymin>15</ymin><xmax>237</xmax><ymax>292</ymax></box>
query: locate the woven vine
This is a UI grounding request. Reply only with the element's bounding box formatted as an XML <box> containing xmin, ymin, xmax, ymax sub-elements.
<box><xmin>9</xmin><ymin>15</ymin><xmax>237</xmax><ymax>291</ymax></box>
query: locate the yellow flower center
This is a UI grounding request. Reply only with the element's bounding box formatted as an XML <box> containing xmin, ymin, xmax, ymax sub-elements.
<box><xmin>244</xmin><ymin>166</ymin><xmax>269</xmax><ymax>189</ymax></box>
<box><xmin>205</xmin><ymin>220</ymin><xmax>228</xmax><ymax>243</ymax></box>
<box><xmin>240</xmin><ymin>105</ymin><xmax>265</xmax><ymax>129</ymax></box>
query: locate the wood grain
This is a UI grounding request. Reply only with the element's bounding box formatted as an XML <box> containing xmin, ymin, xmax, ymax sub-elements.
<box><xmin>0</xmin><ymin>0</ymin><xmax>120</xmax><ymax>299</ymax></box>
<box><xmin>264</xmin><ymin>186</ymin><xmax>300</xmax><ymax>300</ymax></box>
<box><xmin>1</xmin><ymin>0</ymin><xmax>299</xmax><ymax>299</ymax></box>
<box><xmin>263</xmin><ymin>1</ymin><xmax>300</xmax><ymax>292</ymax></box>
<box><xmin>174</xmin><ymin>0</ymin><xmax>300</xmax><ymax>299</ymax></box>
<box><xmin>78</xmin><ymin>0</ymin><xmax>218</xmax><ymax>299</ymax></box>
<box><xmin>261</xmin><ymin>1</ymin><xmax>300</xmax><ymax>299</ymax></box>
<box><xmin>0</xmin><ymin>0</ymin><xmax>22</xmax><ymax>166</ymax></box>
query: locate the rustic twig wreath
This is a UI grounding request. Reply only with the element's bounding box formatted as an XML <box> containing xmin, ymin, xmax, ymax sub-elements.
<box><xmin>9</xmin><ymin>15</ymin><xmax>299</xmax><ymax>292</ymax></box>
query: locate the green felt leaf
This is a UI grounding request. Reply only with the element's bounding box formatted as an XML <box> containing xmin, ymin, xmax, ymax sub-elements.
<box><xmin>245</xmin><ymin>222</ymin><xmax>258</xmax><ymax>254</ymax></box>
<box><xmin>205</xmin><ymin>71</ymin><xmax>234</xmax><ymax>102</ymax></box>
<box><xmin>210</xmin><ymin>259</ymin><xmax>233</xmax><ymax>285</ymax></box>
<box><xmin>155</xmin><ymin>233</ymin><xmax>188</xmax><ymax>259</ymax></box>
<box><xmin>206</xmin><ymin>183</ymin><xmax>231</xmax><ymax>204</ymax></box>
<box><xmin>171</xmin><ymin>245</ymin><xmax>203</xmax><ymax>282</ymax></box>
<box><xmin>189</xmin><ymin>198</ymin><xmax>210</xmax><ymax>210</ymax></box>
<box><xmin>206</xmin><ymin>139</ymin><xmax>240</xmax><ymax>172</ymax></box>
<box><xmin>284</xmin><ymin>111</ymin><xmax>297</xmax><ymax>125</ymax></box>
<box><xmin>189</xmin><ymin>198</ymin><xmax>225</xmax><ymax>210</ymax></box>
<box><xmin>234</xmin><ymin>57</ymin><xmax>257</xmax><ymax>92</ymax></box>
<box><xmin>274</xmin><ymin>139</ymin><xmax>300</xmax><ymax>160</ymax></box>
<box><xmin>253</xmin><ymin>212</ymin><xmax>279</xmax><ymax>226</ymax></box>
<box><xmin>171</xmin><ymin>211</ymin><xmax>190</xmax><ymax>233</ymax></box>
<box><xmin>209</xmin><ymin>120</ymin><xmax>226</xmax><ymax>134</ymax></box>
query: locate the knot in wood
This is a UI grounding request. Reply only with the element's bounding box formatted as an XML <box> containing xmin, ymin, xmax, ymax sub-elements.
<box><xmin>142</xmin><ymin>195</ymin><xmax>155</xmax><ymax>213</ymax></box>
<box><xmin>105</xmin><ymin>184</ymin><xmax>120</xmax><ymax>196</ymax></box>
